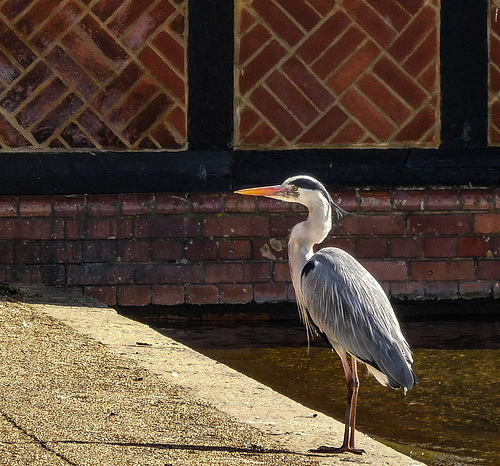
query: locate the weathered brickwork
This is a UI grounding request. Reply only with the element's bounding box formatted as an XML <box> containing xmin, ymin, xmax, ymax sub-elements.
<box><xmin>0</xmin><ymin>0</ymin><xmax>187</xmax><ymax>150</ymax></box>
<box><xmin>235</xmin><ymin>0</ymin><xmax>440</xmax><ymax>148</ymax></box>
<box><xmin>0</xmin><ymin>189</ymin><xmax>499</xmax><ymax>306</ymax></box>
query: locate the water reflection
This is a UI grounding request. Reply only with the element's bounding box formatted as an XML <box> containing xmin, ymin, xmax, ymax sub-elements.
<box><xmin>156</xmin><ymin>320</ymin><xmax>500</xmax><ymax>465</ymax></box>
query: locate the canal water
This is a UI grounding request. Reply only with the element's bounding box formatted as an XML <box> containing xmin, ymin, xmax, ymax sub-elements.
<box><xmin>150</xmin><ymin>317</ymin><xmax>500</xmax><ymax>466</ymax></box>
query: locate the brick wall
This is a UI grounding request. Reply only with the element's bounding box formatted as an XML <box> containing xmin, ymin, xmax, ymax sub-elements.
<box><xmin>1</xmin><ymin>188</ymin><xmax>499</xmax><ymax>307</ymax></box>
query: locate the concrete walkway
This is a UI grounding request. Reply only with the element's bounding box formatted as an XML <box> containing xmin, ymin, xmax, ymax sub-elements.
<box><xmin>0</xmin><ymin>286</ymin><xmax>424</xmax><ymax>465</ymax></box>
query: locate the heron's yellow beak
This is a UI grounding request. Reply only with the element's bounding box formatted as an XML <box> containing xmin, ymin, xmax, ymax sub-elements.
<box><xmin>234</xmin><ymin>185</ymin><xmax>284</xmax><ymax>197</ymax></box>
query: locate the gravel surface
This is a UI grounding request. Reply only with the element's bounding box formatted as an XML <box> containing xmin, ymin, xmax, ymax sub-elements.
<box><xmin>0</xmin><ymin>297</ymin><xmax>316</xmax><ymax>465</ymax></box>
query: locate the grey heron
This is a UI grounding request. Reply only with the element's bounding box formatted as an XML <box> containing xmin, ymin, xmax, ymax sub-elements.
<box><xmin>235</xmin><ymin>175</ymin><xmax>416</xmax><ymax>455</ymax></box>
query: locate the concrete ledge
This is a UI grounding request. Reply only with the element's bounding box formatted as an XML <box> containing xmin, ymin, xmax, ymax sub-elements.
<box><xmin>21</xmin><ymin>285</ymin><xmax>424</xmax><ymax>465</ymax></box>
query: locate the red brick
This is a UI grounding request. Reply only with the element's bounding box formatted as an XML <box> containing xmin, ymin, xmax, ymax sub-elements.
<box><xmin>340</xmin><ymin>214</ymin><xmax>405</xmax><ymax>236</ymax></box>
<box><xmin>84</xmin><ymin>286</ymin><xmax>116</xmax><ymax>306</ymax></box>
<box><xmin>459</xmin><ymin>281</ymin><xmax>492</xmax><ymax>298</ymax></box>
<box><xmin>53</xmin><ymin>195</ymin><xmax>86</xmax><ymax>217</ymax></box>
<box><xmin>152</xmin><ymin>285</ymin><xmax>184</xmax><ymax>305</ymax></box>
<box><xmin>11</xmin><ymin>264</ymin><xmax>65</xmax><ymax>286</ymax></box>
<box><xmin>410</xmin><ymin>260</ymin><xmax>475</xmax><ymax>281</ymax></box>
<box><xmin>330</xmin><ymin>190</ymin><xmax>358</xmax><ymax>211</ymax></box>
<box><xmin>252</xmin><ymin>239</ymin><xmax>286</xmax><ymax>261</ymax></box>
<box><xmin>251</xmin><ymin>86</ymin><xmax>302</xmax><ymax>141</ymax></box>
<box><xmin>67</xmin><ymin>263</ymin><xmax>134</xmax><ymax>285</ymax></box>
<box><xmin>359</xmin><ymin>190</ymin><xmax>391</xmax><ymax>211</ymax></box>
<box><xmin>252</xmin><ymin>0</ymin><xmax>303</xmax><ymax>46</ymax></box>
<box><xmin>224</xmin><ymin>193</ymin><xmax>256</xmax><ymax>213</ymax></box>
<box><xmin>340</xmin><ymin>87</ymin><xmax>395</xmax><ymax>141</ymax></box>
<box><xmin>478</xmin><ymin>260</ymin><xmax>500</xmax><ymax>280</ymax></box>
<box><xmin>390</xmin><ymin>281</ymin><xmax>424</xmax><ymax>299</ymax></box>
<box><xmin>186</xmin><ymin>285</ymin><xmax>218</xmax><ymax>304</ymax></box>
<box><xmin>396</xmin><ymin>106</ymin><xmax>437</xmax><ymax>143</ymax></box>
<box><xmin>81</xmin><ymin>240</ymin><xmax>147</xmax><ymax>263</ymax></box>
<box><xmin>136</xmin><ymin>264</ymin><xmax>201</xmax><ymax>284</ymax></box>
<box><xmin>0</xmin><ymin>196</ymin><xmax>18</xmax><ymax>217</ymax></box>
<box><xmin>155</xmin><ymin>193</ymin><xmax>188</xmax><ymax>214</ymax></box>
<box><xmin>0</xmin><ymin>243</ymin><xmax>13</xmax><ymax>264</ymax></box>
<box><xmin>0</xmin><ymin>265</ymin><xmax>11</xmax><ymax>282</ymax></box>
<box><xmin>423</xmin><ymin>237</ymin><xmax>457</xmax><ymax>258</ymax></box>
<box><xmin>19</xmin><ymin>196</ymin><xmax>52</xmax><ymax>217</ymax></box>
<box><xmin>459</xmin><ymin>237</ymin><xmax>492</xmax><ymax>257</ymax></box>
<box><xmin>461</xmin><ymin>189</ymin><xmax>494</xmax><ymax>210</ymax></box>
<box><xmin>190</xmin><ymin>193</ymin><xmax>222</xmax><ymax>213</ymax></box>
<box><xmin>205</xmin><ymin>262</ymin><xmax>270</xmax><ymax>284</ymax></box>
<box><xmin>273</xmin><ymin>262</ymin><xmax>291</xmax><ymax>282</ymax></box>
<box><xmin>238</xmin><ymin>106</ymin><xmax>261</xmax><ymax>139</ymax></box>
<box><xmin>282</xmin><ymin>56</ymin><xmax>335</xmax><ymax>111</ymax></box>
<box><xmin>374</xmin><ymin>56</ymin><xmax>427</xmax><ymax>108</ymax></box>
<box><xmin>258</xmin><ymin>196</ymin><xmax>291</xmax><ymax>213</ymax></box>
<box><xmin>270</xmin><ymin>215</ymin><xmax>306</xmax><ymax>237</ymax></box>
<box><xmin>135</xmin><ymin>218</ymin><xmax>200</xmax><ymax>238</ymax></box>
<box><xmin>388</xmin><ymin>4</ymin><xmax>436</xmax><ymax>61</ymax></box>
<box><xmin>239</xmin><ymin>22</ymin><xmax>270</xmax><ymax>64</ymax></box>
<box><xmin>150</xmin><ymin>240</ymin><xmax>183</xmax><ymax>261</ymax></box>
<box><xmin>312</xmin><ymin>27</ymin><xmax>364</xmax><ymax>80</ymax></box>
<box><xmin>474</xmin><ymin>214</ymin><xmax>500</xmax><ymax>234</ymax></box>
<box><xmin>219</xmin><ymin>284</ymin><xmax>253</xmax><ymax>304</ymax></box>
<box><xmin>424</xmin><ymin>281</ymin><xmax>458</xmax><ymax>297</ymax></box>
<box><xmin>14</xmin><ymin>241</ymin><xmax>81</xmax><ymax>264</ymax></box>
<box><xmin>408</xmin><ymin>214</ymin><xmax>471</xmax><ymax>236</ymax></box>
<box><xmin>357</xmin><ymin>73</ymin><xmax>412</xmax><ymax>125</ymax></box>
<box><xmin>117</xmin><ymin>286</ymin><xmax>151</xmax><ymax>306</ymax></box>
<box><xmin>123</xmin><ymin>1</ymin><xmax>176</xmax><ymax>50</ymax></box>
<box><xmin>390</xmin><ymin>237</ymin><xmax>422</xmax><ymax>258</ymax></box>
<box><xmin>204</xmin><ymin>216</ymin><xmax>268</xmax><ymax>237</ymax></box>
<box><xmin>78</xmin><ymin>219</ymin><xmax>133</xmax><ymax>240</ymax></box>
<box><xmin>122</xmin><ymin>194</ymin><xmax>155</xmax><ymax>215</ymax></box>
<box><xmin>0</xmin><ymin>219</ymin><xmax>54</xmax><ymax>240</ymax></box>
<box><xmin>220</xmin><ymin>240</ymin><xmax>251</xmax><ymax>260</ymax></box>
<box><xmin>254</xmin><ymin>283</ymin><xmax>287</xmax><ymax>303</ymax></box>
<box><xmin>344</xmin><ymin>0</ymin><xmax>396</xmax><ymax>47</ymax></box>
<box><xmin>266</xmin><ymin>70</ymin><xmax>319</xmax><ymax>126</ymax></box>
<box><xmin>297</xmin><ymin>10</ymin><xmax>349</xmax><ymax>63</ymax></box>
<box><xmin>184</xmin><ymin>239</ymin><xmax>218</xmax><ymax>261</ymax></box>
<box><xmin>426</xmin><ymin>189</ymin><xmax>461</xmax><ymax>211</ymax></box>
<box><xmin>393</xmin><ymin>190</ymin><xmax>425</xmax><ymax>211</ymax></box>
<box><xmin>356</xmin><ymin>237</ymin><xmax>388</xmax><ymax>258</ymax></box>
<box><xmin>87</xmin><ymin>194</ymin><xmax>121</xmax><ymax>216</ymax></box>
<box><xmin>239</xmin><ymin>40</ymin><xmax>287</xmax><ymax>94</ymax></box>
<box><xmin>361</xmin><ymin>260</ymin><xmax>407</xmax><ymax>281</ymax></box>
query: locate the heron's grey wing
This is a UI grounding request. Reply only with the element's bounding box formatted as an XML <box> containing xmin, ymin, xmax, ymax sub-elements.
<box><xmin>299</xmin><ymin>248</ymin><xmax>416</xmax><ymax>390</ymax></box>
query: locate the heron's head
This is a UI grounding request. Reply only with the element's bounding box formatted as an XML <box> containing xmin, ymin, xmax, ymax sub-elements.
<box><xmin>235</xmin><ymin>175</ymin><xmax>347</xmax><ymax>218</ymax></box>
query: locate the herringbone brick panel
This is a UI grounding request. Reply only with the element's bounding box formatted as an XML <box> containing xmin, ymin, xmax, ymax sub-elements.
<box><xmin>490</xmin><ymin>0</ymin><xmax>500</xmax><ymax>145</ymax></box>
<box><xmin>0</xmin><ymin>0</ymin><xmax>186</xmax><ymax>150</ymax></box>
<box><xmin>235</xmin><ymin>0</ymin><xmax>440</xmax><ymax>149</ymax></box>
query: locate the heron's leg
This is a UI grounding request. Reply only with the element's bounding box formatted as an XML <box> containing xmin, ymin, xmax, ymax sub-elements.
<box><xmin>309</xmin><ymin>356</ymin><xmax>364</xmax><ymax>455</ymax></box>
<box><xmin>348</xmin><ymin>357</ymin><xmax>363</xmax><ymax>452</ymax></box>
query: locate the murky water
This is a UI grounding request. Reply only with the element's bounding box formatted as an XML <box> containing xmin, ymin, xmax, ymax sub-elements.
<box><xmin>153</xmin><ymin>319</ymin><xmax>500</xmax><ymax>465</ymax></box>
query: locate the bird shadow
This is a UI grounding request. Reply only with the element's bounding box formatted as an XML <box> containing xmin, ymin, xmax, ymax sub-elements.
<box><xmin>54</xmin><ymin>439</ymin><xmax>311</xmax><ymax>457</ymax></box>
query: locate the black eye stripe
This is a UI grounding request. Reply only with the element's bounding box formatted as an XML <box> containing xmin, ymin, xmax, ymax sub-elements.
<box><xmin>291</xmin><ymin>177</ymin><xmax>321</xmax><ymax>190</ymax></box>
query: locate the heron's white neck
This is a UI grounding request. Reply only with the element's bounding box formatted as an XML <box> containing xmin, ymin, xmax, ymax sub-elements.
<box><xmin>288</xmin><ymin>196</ymin><xmax>332</xmax><ymax>292</ymax></box>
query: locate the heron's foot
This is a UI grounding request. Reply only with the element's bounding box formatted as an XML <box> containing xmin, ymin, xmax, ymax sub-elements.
<box><xmin>309</xmin><ymin>445</ymin><xmax>365</xmax><ymax>455</ymax></box>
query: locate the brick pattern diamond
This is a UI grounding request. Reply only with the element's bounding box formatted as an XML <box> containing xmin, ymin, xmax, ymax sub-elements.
<box><xmin>235</xmin><ymin>0</ymin><xmax>440</xmax><ymax>149</ymax></box>
<box><xmin>490</xmin><ymin>0</ymin><xmax>500</xmax><ymax>145</ymax></box>
<box><xmin>0</xmin><ymin>0</ymin><xmax>186</xmax><ymax>150</ymax></box>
